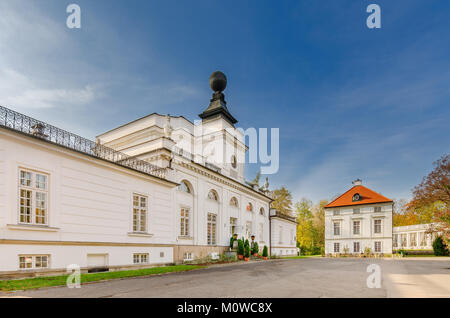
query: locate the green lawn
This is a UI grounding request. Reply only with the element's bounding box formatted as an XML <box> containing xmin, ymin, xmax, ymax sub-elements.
<box><xmin>404</xmin><ymin>254</ymin><xmax>449</xmax><ymax>258</ymax></box>
<box><xmin>0</xmin><ymin>264</ymin><xmax>205</xmax><ymax>292</ymax></box>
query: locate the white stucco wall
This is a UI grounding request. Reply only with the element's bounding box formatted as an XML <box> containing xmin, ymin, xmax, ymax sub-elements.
<box><xmin>0</xmin><ymin>129</ymin><xmax>176</xmax><ymax>272</ymax></box>
<box><xmin>270</xmin><ymin>217</ymin><xmax>297</xmax><ymax>256</ymax></box>
<box><xmin>324</xmin><ymin>203</ymin><xmax>393</xmax><ymax>254</ymax></box>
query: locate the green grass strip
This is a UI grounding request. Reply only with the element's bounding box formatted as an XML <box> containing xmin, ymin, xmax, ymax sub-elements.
<box><xmin>0</xmin><ymin>264</ymin><xmax>205</xmax><ymax>292</ymax></box>
<box><xmin>280</xmin><ymin>255</ymin><xmax>322</xmax><ymax>259</ymax></box>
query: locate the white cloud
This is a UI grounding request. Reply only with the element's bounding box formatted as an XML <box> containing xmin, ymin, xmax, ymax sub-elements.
<box><xmin>0</xmin><ymin>68</ymin><xmax>96</xmax><ymax>110</ymax></box>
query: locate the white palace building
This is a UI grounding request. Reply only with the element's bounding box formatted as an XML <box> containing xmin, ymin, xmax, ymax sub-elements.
<box><xmin>324</xmin><ymin>179</ymin><xmax>394</xmax><ymax>255</ymax></box>
<box><xmin>0</xmin><ymin>71</ymin><xmax>297</xmax><ymax>277</ymax></box>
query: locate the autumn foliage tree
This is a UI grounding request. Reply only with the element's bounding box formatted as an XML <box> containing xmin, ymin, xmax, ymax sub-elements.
<box><xmin>270</xmin><ymin>186</ymin><xmax>293</xmax><ymax>216</ymax></box>
<box><xmin>408</xmin><ymin>154</ymin><xmax>449</xmax><ymax>239</ymax></box>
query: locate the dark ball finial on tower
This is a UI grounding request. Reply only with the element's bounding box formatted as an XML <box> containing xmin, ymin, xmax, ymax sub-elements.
<box><xmin>209</xmin><ymin>71</ymin><xmax>227</xmax><ymax>92</ymax></box>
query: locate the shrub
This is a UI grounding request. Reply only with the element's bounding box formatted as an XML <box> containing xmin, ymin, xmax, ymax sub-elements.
<box><xmin>432</xmin><ymin>236</ymin><xmax>449</xmax><ymax>256</ymax></box>
<box><xmin>244</xmin><ymin>246</ymin><xmax>250</xmax><ymax>258</ymax></box>
<box><xmin>252</xmin><ymin>242</ymin><xmax>259</xmax><ymax>255</ymax></box>
<box><xmin>237</xmin><ymin>239</ymin><xmax>244</xmax><ymax>256</ymax></box>
<box><xmin>262</xmin><ymin>245</ymin><xmax>268</xmax><ymax>257</ymax></box>
<box><xmin>229</xmin><ymin>237</ymin><xmax>236</xmax><ymax>248</ymax></box>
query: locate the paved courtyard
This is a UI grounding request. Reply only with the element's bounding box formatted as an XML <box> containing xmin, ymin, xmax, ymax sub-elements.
<box><xmin>2</xmin><ymin>257</ymin><xmax>449</xmax><ymax>298</ymax></box>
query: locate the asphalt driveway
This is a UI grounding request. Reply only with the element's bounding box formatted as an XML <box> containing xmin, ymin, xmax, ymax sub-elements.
<box><xmin>2</xmin><ymin>257</ymin><xmax>449</xmax><ymax>298</ymax></box>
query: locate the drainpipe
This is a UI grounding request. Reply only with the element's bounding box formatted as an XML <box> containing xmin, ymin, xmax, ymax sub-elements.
<box><xmin>269</xmin><ymin>214</ymin><xmax>272</xmax><ymax>257</ymax></box>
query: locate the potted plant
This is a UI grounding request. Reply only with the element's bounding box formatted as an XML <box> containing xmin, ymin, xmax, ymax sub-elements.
<box><xmin>237</xmin><ymin>239</ymin><xmax>244</xmax><ymax>260</ymax></box>
<box><xmin>252</xmin><ymin>242</ymin><xmax>259</xmax><ymax>257</ymax></box>
<box><xmin>244</xmin><ymin>246</ymin><xmax>250</xmax><ymax>261</ymax></box>
<box><xmin>262</xmin><ymin>245</ymin><xmax>268</xmax><ymax>260</ymax></box>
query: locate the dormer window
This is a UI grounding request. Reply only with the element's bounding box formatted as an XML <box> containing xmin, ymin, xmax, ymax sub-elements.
<box><xmin>352</xmin><ymin>193</ymin><xmax>361</xmax><ymax>201</ymax></box>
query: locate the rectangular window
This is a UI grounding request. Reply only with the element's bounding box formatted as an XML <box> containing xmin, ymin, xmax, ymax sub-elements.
<box><xmin>259</xmin><ymin>223</ymin><xmax>264</xmax><ymax>242</ymax></box>
<box><xmin>353</xmin><ymin>221</ymin><xmax>360</xmax><ymax>235</ymax></box>
<box><xmin>393</xmin><ymin>234</ymin><xmax>398</xmax><ymax>247</ymax></box>
<box><xmin>207</xmin><ymin>213</ymin><xmax>217</xmax><ymax>245</ymax></box>
<box><xmin>133</xmin><ymin>253</ymin><xmax>149</xmax><ymax>264</ymax></box>
<box><xmin>353</xmin><ymin>242</ymin><xmax>360</xmax><ymax>253</ymax></box>
<box><xmin>374</xmin><ymin>241</ymin><xmax>382</xmax><ymax>253</ymax></box>
<box><xmin>334</xmin><ymin>243</ymin><xmax>340</xmax><ymax>253</ymax></box>
<box><xmin>133</xmin><ymin>194</ymin><xmax>147</xmax><ymax>232</ymax></box>
<box><xmin>353</xmin><ymin>208</ymin><xmax>360</xmax><ymax>214</ymax></box>
<box><xmin>374</xmin><ymin>219</ymin><xmax>382</xmax><ymax>234</ymax></box>
<box><xmin>183</xmin><ymin>252</ymin><xmax>194</xmax><ymax>261</ymax></box>
<box><xmin>374</xmin><ymin>206</ymin><xmax>382</xmax><ymax>213</ymax></box>
<box><xmin>333</xmin><ymin>210</ymin><xmax>340</xmax><ymax>216</ymax></box>
<box><xmin>401</xmin><ymin>234</ymin><xmax>407</xmax><ymax>247</ymax></box>
<box><xmin>419</xmin><ymin>232</ymin><xmax>426</xmax><ymax>246</ymax></box>
<box><xmin>333</xmin><ymin>222</ymin><xmax>340</xmax><ymax>236</ymax></box>
<box><xmin>18</xmin><ymin>170</ymin><xmax>48</xmax><ymax>225</ymax></box>
<box><xmin>279</xmin><ymin>225</ymin><xmax>283</xmax><ymax>244</ymax></box>
<box><xmin>19</xmin><ymin>255</ymin><xmax>49</xmax><ymax>269</ymax></box>
<box><xmin>180</xmin><ymin>207</ymin><xmax>190</xmax><ymax>236</ymax></box>
<box><xmin>409</xmin><ymin>233</ymin><xmax>417</xmax><ymax>247</ymax></box>
<box><xmin>230</xmin><ymin>217</ymin><xmax>237</xmax><ymax>236</ymax></box>
<box><xmin>246</xmin><ymin>221</ymin><xmax>253</xmax><ymax>240</ymax></box>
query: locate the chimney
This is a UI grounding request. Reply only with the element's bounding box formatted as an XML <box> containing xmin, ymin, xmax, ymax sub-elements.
<box><xmin>352</xmin><ymin>179</ymin><xmax>362</xmax><ymax>186</ymax></box>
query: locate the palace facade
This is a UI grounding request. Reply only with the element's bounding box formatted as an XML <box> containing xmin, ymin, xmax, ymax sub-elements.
<box><xmin>0</xmin><ymin>72</ymin><xmax>295</xmax><ymax>277</ymax></box>
<box><xmin>324</xmin><ymin>179</ymin><xmax>393</xmax><ymax>255</ymax></box>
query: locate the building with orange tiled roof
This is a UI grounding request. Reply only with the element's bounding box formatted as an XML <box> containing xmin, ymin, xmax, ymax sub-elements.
<box><xmin>324</xmin><ymin>179</ymin><xmax>394</xmax><ymax>255</ymax></box>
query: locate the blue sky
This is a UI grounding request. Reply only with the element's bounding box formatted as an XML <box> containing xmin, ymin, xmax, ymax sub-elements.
<box><xmin>1</xmin><ymin>0</ymin><xmax>449</xmax><ymax>203</ymax></box>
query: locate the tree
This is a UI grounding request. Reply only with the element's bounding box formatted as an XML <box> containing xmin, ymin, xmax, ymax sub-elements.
<box><xmin>432</xmin><ymin>236</ymin><xmax>449</xmax><ymax>256</ymax></box>
<box><xmin>295</xmin><ymin>198</ymin><xmax>314</xmax><ymax>250</ymax></box>
<box><xmin>295</xmin><ymin>198</ymin><xmax>328</xmax><ymax>255</ymax></box>
<box><xmin>270</xmin><ymin>186</ymin><xmax>293</xmax><ymax>216</ymax></box>
<box><xmin>408</xmin><ymin>154</ymin><xmax>449</xmax><ymax>240</ymax></box>
<box><xmin>393</xmin><ymin>198</ymin><xmax>417</xmax><ymax>226</ymax></box>
<box><xmin>411</xmin><ymin>154</ymin><xmax>450</xmax><ymax>207</ymax></box>
<box><xmin>311</xmin><ymin>200</ymin><xmax>328</xmax><ymax>250</ymax></box>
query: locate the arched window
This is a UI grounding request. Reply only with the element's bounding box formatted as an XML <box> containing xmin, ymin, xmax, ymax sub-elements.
<box><xmin>230</xmin><ymin>197</ymin><xmax>238</xmax><ymax>208</ymax></box>
<box><xmin>259</xmin><ymin>207</ymin><xmax>265</xmax><ymax>216</ymax></box>
<box><xmin>208</xmin><ymin>190</ymin><xmax>218</xmax><ymax>201</ymax></box>
<box><xmin>178</xmin><ymin>180</ymin><xmax>192</xmax><ymax>194</ymax></box>
<box><xmin>231</xmin><ymin>155</ymin><xmax>237</xmax><ymax>169</ymax></box>
<box><xmin>246</xmin><ymin>202</ymin><xmax>253</xmax><ymax>212</ymax></box>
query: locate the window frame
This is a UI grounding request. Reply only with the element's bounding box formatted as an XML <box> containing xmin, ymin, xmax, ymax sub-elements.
<box><xmin>334</xmin><ymin>243</ymin><xmax>340</xmax><ymax>253</ymax></box>
<box><xmin>132</xmin><ymin>193</ymin><xmax>148</xmax><ymax>233</ymax></box>
<box><xmin>374</xmin><ymin>219</ymin><xmax>382</xmax><ymax>234</ymax></box>
<box><xmin>207</xmin><ymin>213</ymin><xmax>217</xmax><ymax>245</ymax></box>
<box><xmin>333</xmin><ymin>221</ymin><xmax>341</xmax><ymax>236</ymax></box>
<box><xmin>19</xmin><ymin>254</ymin><xmax>50</xmax><ymax>270</ymax></box>
<box><xmin>353</xmin><ymin>242</ymin><xmax>360</xmax><ymax>253</ymax></box>
<box><xmin>229</xmin><ymin>197</ymin><xmax>239</xmax><ymax>208</ymax></box>
<box><xmin>230</xmin><ymin>217</ymin><xmax>237</xmax><ymax>236</ymax></box>
<box><xmin>180</xmin><ymin>206</ymin><xmax>190</xmax><ymax>237</ymax></box>
<box><xmin>18</xmin><ymin>169</ymin><xmax>49</xmax><ymax>226</ymax></box>
<box><xmin>133</xmin><ymin>253</ymin><xmax>149</xmax><ymax>264</ymax></box>
<box><xmin>353</xmin><ymin>220</ymin><xmax>361</xmax><ymax>235</ymax></box>
<box><xmin>374</xmin><ymin>241</ymin><xmax>382</xmax><ymax>253</ymax></box>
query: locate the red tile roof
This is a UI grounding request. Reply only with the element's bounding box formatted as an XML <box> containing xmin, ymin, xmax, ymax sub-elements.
<box><xmin>325</xmin><ymin>185</ymin><xmax>393</xmax><ymax>208</ymax></box>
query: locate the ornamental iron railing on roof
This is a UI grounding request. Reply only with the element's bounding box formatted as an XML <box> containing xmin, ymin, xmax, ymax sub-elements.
<box><xmin>0</xmin><ymin>105</ymin><xmax>168</xmax><ymax>179</ymax></box>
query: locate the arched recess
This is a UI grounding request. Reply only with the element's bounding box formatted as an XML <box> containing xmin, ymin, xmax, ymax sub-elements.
<box><xmin>177</xmin><ymin>179</ymin><xmax>194</xmax><ymax>238</ymax></box>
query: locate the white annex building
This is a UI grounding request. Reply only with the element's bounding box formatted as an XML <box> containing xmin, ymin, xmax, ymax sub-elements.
<box><xmin>0</xmin><ymin>71</ymin><xmax>296</xmax><ymax>276</ymax></box>
<box><xmin>324</xmin><ymin>179</ymin><xmax>393</xmax><ymax>255</ymax></box>
<box><xmin>393</xmin><ymin>223</ymin><xmax>439</xmax><ymax>251</ymax></box>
